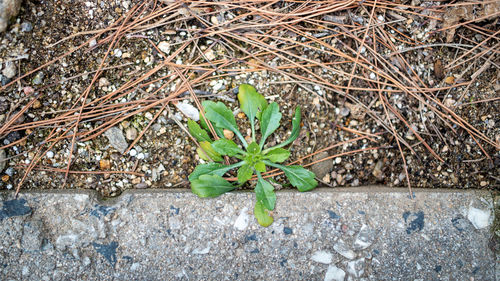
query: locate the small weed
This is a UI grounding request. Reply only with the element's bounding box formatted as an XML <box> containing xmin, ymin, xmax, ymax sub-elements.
<box><xmin>188</xmin><ymin>84</ymin><xmax>317</xmax><ymax>226</ymax></box>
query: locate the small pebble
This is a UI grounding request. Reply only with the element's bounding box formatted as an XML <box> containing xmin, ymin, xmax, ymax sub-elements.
<box><xmin>32</xmin><ymin>72</ymin><xmax>45</xmax><ymax>85</ymax></box>
<box><xmin>113</xmin><ymin>49</ymin><xmax>123</xmax><ymax>58</ymax></box>
<box><xmin>158</xmin><ymin>41</ymin><xmax>170</xmax><ymax>53</ymax></box>
<box><xmin>340</xmin><ymin>107</ymin><xmax>350</xmax><ymax>117</ymax></box>
<box><xmin>223</xmin><ymin>129</ymin><xmax>234</xmax><ymax>140</ymax></box>
<box><xmin>324</xmin><ymin>265</ymin><xmax>345</xmax><ymax>281</ymax></box>
<box><xmin>125</xmin><ymin>127</ymin><xmax>138</xmax><ymax>141</ymax></box>
<box><xmin>2</xmin><ymin>62</ymin><xmax>16</xmax><ymax>79</ymax></box>
<box><xmin>310</xmin><ymin>251</ymin><xmax>333</xmax><ymax>264</ymax></box>
<box><xmin>21</xmin><ymin>22</ymin><xmax>33</xmax><ymax>32</ymax></box>
<box><xmin>46</xmin><ymin>151</ymin><xmax>54</xmax><ymax>158</ymax></box>
<box><xmin>98</xmin><ymin>77</ymin><xmax>110</xmax><ymax>88</ymax></box>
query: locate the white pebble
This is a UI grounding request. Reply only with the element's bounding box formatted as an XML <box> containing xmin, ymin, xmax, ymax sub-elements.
<box><xmin>311</xmin><ymin>251</ymin><xmax>333</xmax><ymax>264</ymax></box>
<box><xmin>369</xmin><ymin>72</ymin><xmax>376</xmax><ymax>80</ymax></box>
<box><xmin>129</xmin><ymin>149</ymin><xmax>137</xmax><ymax>157</ymax></box>
<box><xmin>157</xmin><ymin>41</ymin><xmax>170</xmax><ymax>53</ymax></box>
<box><xmin>46</xmin><ymin>151</ymin><xmax>54</xmax><ymax>158</ymax></box>
<box><xmin>467</xmin><ymin>207</ymin><xmax>491</xmax><ymax>229</ymax></box>
<box><xmin>113</xmin><ymin>49</ymin><xmax>122</xmax><ymax>58</ymax></box>
<box><xmin>234</xmin><ymin>207</ymin><xmax>249</xmax><ymax>231</ymax></box>
<box><xmin>324</xmin><ymin>265</ymin><xmax>345</xmax><ymax>281</ymax></box>
<box><xmin>176</xmin><ymin>102</ymin><xmax>199</xmax><ymax>121</ymax></box>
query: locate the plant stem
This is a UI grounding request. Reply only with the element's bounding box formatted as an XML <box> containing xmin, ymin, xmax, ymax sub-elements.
<box><xmin>263</xmin><ymin>160</ymin><xmax>282</xmax><ymax>170</ymax></box>
<box><xmin>234</xmin><ymin>130</ymin><xmax>248</xmax><ymax>148</ymax></box>
<box><xmin>251</xmin><ymin>119</ymin><xmax>256</xmax><ymax>143</ymax></box>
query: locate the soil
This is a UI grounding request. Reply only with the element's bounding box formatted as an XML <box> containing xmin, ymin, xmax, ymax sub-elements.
<box><xmin>0</xmin><ymin>0</ymin><xmax>499</xmax><ymax>196</ymax></box>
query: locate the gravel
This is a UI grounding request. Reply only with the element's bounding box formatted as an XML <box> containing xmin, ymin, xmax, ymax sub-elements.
<box><xmin>0</xmin><ymin>0</ymin><xmax>22</xmax><ymax>32</ymax></box>
<box><xmin>0</xmin><ymin>149</ymin><xmax>5</xmax><ymax>172</ymax></box>
<box><xmin>1</xmin><ymin>61</ymin><xmax>16</xmax><ymax>79</ymax></box>
<box><xmin>103</xmin><ymin>127</ymin><xmax>128</xmax><ymax>154</ymax></box>
<box><xmin>311</xmin><ymin>152</ymin><xmax>333</xmax><ymax>180</ymax></box>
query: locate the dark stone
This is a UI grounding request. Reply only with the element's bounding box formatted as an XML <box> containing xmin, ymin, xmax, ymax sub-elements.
<box><xmin>283</xmin><ymin>227</ymin><xmax>293</xmax><ymax>235</ymax></box>
<box><xmin>92</xmin><ymin>241</ymin><xmax>118</xmax><ymax>266</ymax></box>
<box><xmin>250</xmin><ymin>248</ymin><xmax>260</xmax><ymax>254</ymax></box>
<box><xmin>0</xmin><ymin>199</ymin><xmax>32</xmax><ymax>220</ymax></box>
<box><xmin>451</xmin><ymin>215</ymin><xmax>470</xmax><ymax>232</ymax></box>
<box><xmin>402</xmin><ymin>211</ymin><xmax>424</xmax><ymax>234</ymax></box>
<box><xmin>1</xmin><ymin>75</ymin><xmax>11</xmax><ymax>86</ymax></box>
<box><xmin>245</xmin><ymin>233</ymin><xmax>258</xmax><ymax>241</ymax></box>
<box><xmin>327</xmin><ymin>210</ymin><xmax>340</xmax><ymax>219</ymax></box>
<box><xmin>90</xmin><ymin>205</ymin><xmax>116</xmax><ymax>219</ymax></box>
<box><xmin>434</xmin><ymin>265</ymin><xmax>442</xmax><ymax>272</ymax></box>
<box><xmin>6</xmin><ymin>131</ymin><xmax>23</xmax><ymax>143</ymax></box>
<box><xmin>170</xmin><ymin>205</ymin><xmax>180</xmax><ymax>215</ymax></box>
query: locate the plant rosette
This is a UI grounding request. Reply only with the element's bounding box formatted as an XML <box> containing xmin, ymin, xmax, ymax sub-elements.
<box><xmin>187</xmin><ymin>84</ymin><xmax>317</xmax><ymax>226</ymax></box>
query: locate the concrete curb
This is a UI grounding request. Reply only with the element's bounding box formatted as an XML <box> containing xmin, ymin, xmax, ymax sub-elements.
<box><xmin>0</xmin><ymin>187</ymin><xmax>497</xmax><ymax>280</ymax></box>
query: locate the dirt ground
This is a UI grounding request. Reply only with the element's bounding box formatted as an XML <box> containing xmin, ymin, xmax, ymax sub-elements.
<box><xmin>0</xmin><ymin>0</ymin><xmax>499</xmax><ymax>196</ymax></box>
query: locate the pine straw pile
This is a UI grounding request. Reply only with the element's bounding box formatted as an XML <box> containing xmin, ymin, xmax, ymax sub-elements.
<box><xmin>0</xmin><ymin>0</ymin><xmax>498</xmax><ymax>196</ymax></box>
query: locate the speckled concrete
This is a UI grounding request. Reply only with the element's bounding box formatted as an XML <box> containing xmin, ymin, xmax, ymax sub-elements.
<box><xmin>0</xmin><ymin>187</ymin><xmax>496</xmax><ymax>280</ymax></box>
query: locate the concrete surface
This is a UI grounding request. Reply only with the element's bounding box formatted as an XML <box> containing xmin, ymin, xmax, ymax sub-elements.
<box><xmin>0</xmin><ymin>187</ymin><xmax>496</xmax><ymax>280</ymax></box>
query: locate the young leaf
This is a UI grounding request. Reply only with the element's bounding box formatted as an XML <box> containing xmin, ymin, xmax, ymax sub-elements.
<box><xmin>263</xmin><ymin>106</ymin><xmax>301</xmax><ymax>153</ymax></box>
<box><xmin>188</xmin><ymin>162</ymin><xmax>244</xmax><ymax>181</ymax></box>
<box><xmin>237</xmin><ymin>164</ymin><xmax>253</xmax><ymax>184</ymax></box>
<box><xmin>254</xmin><ymin>200</ymin><xmax>273</xmax><ymax>227</ymax></box>
<box><xmin>212</xmin><ymin>139</ymin><xmax>245</xmax><ymax>156</ymax></box>
<box><xmin>199</xmin><ymin>112</ymin><xmax>224</xmax><ymax>138</ymax></box>
<box><xmin>254</xmin><ymin>161</ymin><xmax>266</xmax><ymax>172</ymax></box>
<box><xmin>197</xmin><ymin>141</ymin><xmax>223</xmax><ymax>162</ymax></box>
<box><xmin>247</xmin><ymin>142</ymin><xmax>261</xmax><ymax>154</ymax></box>
<box><xmin>238</xmin><ymin>84</ymin><xmax>267</xmax><ymax>141</ymax></box>
<box><xmin>238</xmin><ymin>84</ymin><xmax>267</xmax><ymax>122</ymax></box>
<box><xmin>187</xmin><ymin>119</ymin><xmax>212</xmax><ymax>143</ymax></box>
<box><xmin>191</xmin><ymin>174</ymin><xmax>235</xmax><ymax>197</ymax></box>
<box><xmin>202</xmin><ymin>100</ymin><xmax>246</xmax><ymax>146</ymax></box>
<box><xmin>255</xmin><ymin>175</ymin><xmax>276</xmax><ymax>210</ymax></box>
<box><xmin>264</xmin><ymin>148</ymin><xmax>290</xmax><ymax>163</ymax></box>
<box><xmin>264</xmin><ymin>161</ymin><xmax>317</xmax><ymax>192</ymax></box>
<box><xmin>259</xmin><ymin>102</ymin><xmax>281</xmax><ymax>148</ymax></box>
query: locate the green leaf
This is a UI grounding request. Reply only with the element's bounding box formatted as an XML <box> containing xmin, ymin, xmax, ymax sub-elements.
<box><xmin>238</xmin><ymin>84</ymin><xmax>267</xmax><ymax>141</ymax></box>
<box><xmin>247</xmin><ymin>142</ymin><xmax>260</xmax><ymax>154</ymax></box>
<box><xmin>264</xmin><ymin>161</ymin><xmax>317</xmax><ymax>192</ymax></box>
<box><xmin>259</xmin><ymin>102</ymin><xmax>281</xmax><ymax>148</ymax></box>
<box><xmin>264</xmin><ymin>148</ymin><xmax>290</xmax><ymax>163</ymax></box>
<box><xmin>263</xmin><ymin>106</ymin><xmax>301</xmax><ymax>153</ymax></box>
<box><xmin>199</xmin><ymin>112</ymin><xmax>224</xmax><ymax>138</ymax></box>
<box><xmin>238</xmin><ymin>84</ymin><xmax>267</xmax><ymax>123</ymax></box>
<box><xmin>196</xmin><ymin>141</ymin><xmax>223</xmax><ymax>162</ymax></box>
<box><xmin>255</xmin><ymin>176</ymin><xmax>276</xmax><ymax>210</ymax></box>
<box><xmin>254</xmin><ymin>161</ymin><xmax>266</xmax><ymax>172</ymax></box>
<box><xmin>191</xmin><ymin>174</ymin><xmax>235</xmax><ymax>197</ymax></box>
<box><xmin>187</xmin><ymin>119</ymin><xmax>212</xmax><ymax>143</ymax></box>
<box><xmin>202</xmin><ymin>100</ymin><xmax>246</xmax><ymax>146</ymax></box>
<box><xmin>237</xmin><ymin>164</ymin><xmax>253</xmax><ymax>184</ymax></box>
<box><xmin>254</xmin><ymin>200</ymin><xmax>273</xmax><ymax>227</ymax></box>
<box><xmin>188</xmin><ymin>162</ymin><xmax>244</xmax><ymax>181</ymax></box>
<box><xmin>212</xmin><ymin>139</ymin><xmax>245</xmax><ymax>156</ymax></box>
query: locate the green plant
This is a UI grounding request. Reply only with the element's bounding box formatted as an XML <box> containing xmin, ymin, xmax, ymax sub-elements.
<box><xmin>187</xmin><ymin>84</ymin><xmax>317</xmax><ymax>226</ymax></box>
